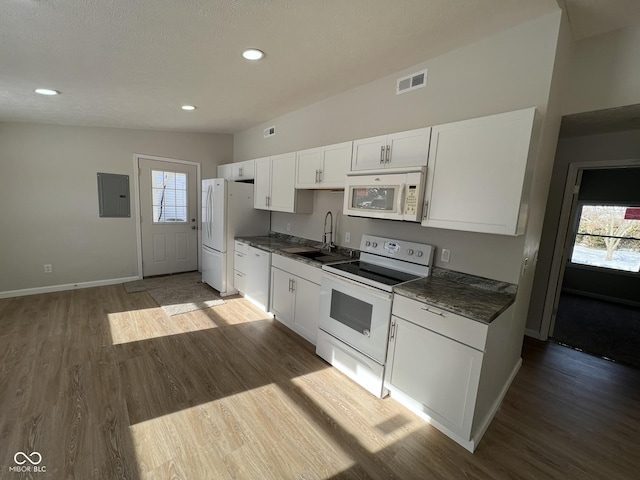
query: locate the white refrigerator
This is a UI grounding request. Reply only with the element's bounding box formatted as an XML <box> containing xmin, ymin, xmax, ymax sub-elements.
<box><xmin>202</xmin><ymin>179</ymin><xmax>269</xmax><ymax>296</ymax></box>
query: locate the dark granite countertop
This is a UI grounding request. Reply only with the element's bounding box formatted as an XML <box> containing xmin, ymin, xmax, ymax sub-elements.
<box><xmin>235</xmin><ymin>233</ymin><xmax>357</xmax><ymax>268</ymax></box>
<box><xmin>393</xmin><ymin>268</ymin><xmax>516</xmax><ymax>324</ymax></box>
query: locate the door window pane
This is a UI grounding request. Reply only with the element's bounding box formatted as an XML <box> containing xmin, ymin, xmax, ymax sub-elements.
<box><xmin>570</xmin><ymin>205</ymin><xmax>640</xmax><ymax>272</ymax></box>
<box><xmin>151</xmin><ymin>170</ymin><xmax>188</xmax><ymax>223</ymax></box>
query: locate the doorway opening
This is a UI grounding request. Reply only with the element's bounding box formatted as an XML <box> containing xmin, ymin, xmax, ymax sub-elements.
<box><xmin>133</xmin><ymin>154</ymin><xmax>201</xmax><ymax>278</ymax></box>
<box><xmin>547</xmin><ymin>166</ymin><xmax>640</xmax><ymax>368</ymax></box>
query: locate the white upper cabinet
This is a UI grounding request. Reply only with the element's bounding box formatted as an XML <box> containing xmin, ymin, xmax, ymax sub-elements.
<box><xmin>231</xmin><ymin>159</ymin><xmax>255</xmax><ymax>181</ymax></box>
<box><xmin>296</xmin><ymin>141</ymin><xmax>353</xmax><ymax>189</ymax></box>
<box><xmin>422</xmin><ymin>108</ymin><xmax>536</xmax><ymax>236</ymax></box>
<box><xmin>217</xmin><ymin>163</ymin><xmax>233</xmax><ymax>180</ymax></box>
<box><xmin>253</xmin><ymin>157</ymin><xmax>271</xmax><ymax>210</ymax></box>
<box><xmin>351</xmin><ymin>127</ymin><xmax>431</xmax><ymax>171</ymax></box>
<box><xmin>217</xmin><ymin>159</ymin><xmax>255</xmax><ymax>181</ymax></box>
<box><xmin>253</xmin><ymin>153</ymin><xmax>313</xmax><ymax>213</ymax></box>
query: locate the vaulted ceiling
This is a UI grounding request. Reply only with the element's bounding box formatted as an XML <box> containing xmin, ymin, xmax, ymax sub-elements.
<box><xmin>2</xmin><ymin>0</ymin><xmax>639</xmax><ymax>134</ymax></box>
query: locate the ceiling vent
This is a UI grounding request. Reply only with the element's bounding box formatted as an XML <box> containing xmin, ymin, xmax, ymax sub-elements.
<box><xmin>264</xmin><ymin>125</ymin><xmax>276</xmax><ymax>138</ymax></box>
<box><xmin>396</xmin><ymin>69</ymin><xmax>427</xmax><ymax>95</ymax></box>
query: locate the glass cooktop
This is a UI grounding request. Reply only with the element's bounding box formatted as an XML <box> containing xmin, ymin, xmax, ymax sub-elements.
<box><xmin>326</xmin><ymin>261</ymin><xmax>420</xmax><ymax>287</ymax></box>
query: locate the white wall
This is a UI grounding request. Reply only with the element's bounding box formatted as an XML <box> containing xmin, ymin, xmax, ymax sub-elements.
<box><xmin>234</xmin><ymin>11</ymin><xmax>564</xmax><ymax>286</ymax></box>
<box><xmin>0</xmin><ymin>122</ymin><xmax>233</xmax><ymax>294</ymax></box>
<box><xmin>563</xmin><ymin>23</ymin><xmax>640</xmax><ymax>115</ymax></box>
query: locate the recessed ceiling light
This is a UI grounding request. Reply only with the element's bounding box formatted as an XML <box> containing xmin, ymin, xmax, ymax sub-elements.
<box><xmin>35</xmin><ymin>88</ymin><xmax>60</xmax><ymax>96</ymax></box>
<box><xmin>181</xmin><ymin>105</ymin><xmax>196</xmax><ymax>111</ymax></box>
<box><xmin>242</xmin><ymin>49</ymin><xmax>265</xmax><ymax>61</ymax></box>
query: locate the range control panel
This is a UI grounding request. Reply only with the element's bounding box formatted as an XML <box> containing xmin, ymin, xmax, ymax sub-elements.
<box><xmin>360</xmin><ymin>234</ymin><xmax>434</xmax><ymax>267</ymax></box>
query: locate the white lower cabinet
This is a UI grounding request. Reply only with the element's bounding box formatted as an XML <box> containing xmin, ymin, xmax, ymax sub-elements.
<box><xmin>385</xmin><ymin>294</ymin><xmax>520</xmax><ymax>452</ymax></box>
<box><xmin>386</xmin><ymin>316</ymin><xmax>482</xmax><ymax>440</ymax></box>
<box><xmin>270</xmin><ymin>254</ymin><xmax>321</xmax><ymax>345</ymax></box>
<box><xmin>234</xmin><ymin>241</ymin><xmax>270</xmax><ymax>312</ymax></box>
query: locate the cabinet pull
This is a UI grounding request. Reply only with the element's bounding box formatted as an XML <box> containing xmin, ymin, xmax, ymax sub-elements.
<box><xmin>421</xmin><ymin>306</ymin><xmax>446</xmax><ymax>317</ymax></box>
<box><xmin>422</xmin><ymin>201</ymin><xmax>429</xmax><ymax>220</ymax></box>
<box><xmin>385</xmin><ymin>144</ymin><xmax>391</xmax><ymax>163</ymax></box>
<box><xmin>363</xmin><ymin>329</ymin><xmax>370</xmax><ymax>337</ymax></box>
<box><xmin>239</xmin><ymin>166</ymin><xmax>243</xmax><ymax>177</ymax></box>
<box><xmin>318</xmin><ymin>169</ymin><xmax>322</xmax><ymax>183</ymax></box>
<box><xmin>389</xmin><ymin>321</ymin><xmax>396</xmax><ymax>341</ymax></box>
<box><xmin>380</xmin><ymin>146</ymin><xmax>385</xmax><ymax>164</ymax></box>
<box><xmin>315</xmin><ymin>169</ymin><xmax>319</xmax><ymax>183</ymax></box>
<box><xmin>266</xmin><ymin>195</ymin><xmax>270</xmax><ymax>207</ymax></box>
<box><xmin>291</xmin><ymin>278</ymin><xmax>295</xmax><ymax>292</ymax></box>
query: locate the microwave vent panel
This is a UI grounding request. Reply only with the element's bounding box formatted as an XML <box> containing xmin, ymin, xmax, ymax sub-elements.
<box><xmin>396</xmin><ymin>69</ymin><xmax>427</xmax><ymax>95</ymax></box>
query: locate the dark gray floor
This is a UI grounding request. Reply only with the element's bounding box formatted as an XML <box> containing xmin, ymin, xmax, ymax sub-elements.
<box><xmin>552</xmin><ymin>292</ymin><xmax>640</xmax><ymax>369</ymax></box>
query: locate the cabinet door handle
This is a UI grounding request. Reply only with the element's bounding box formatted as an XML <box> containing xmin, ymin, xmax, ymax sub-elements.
<box><xmin>389</xmin><ymin>321</ymin><xmax>396</xmax><ymax>341</ymax></box>
<box><xmin>363</xmin><ymin>329</ymin><xmax>370</xmax><ymax>337</ymax></box>
<box><xmin>421</xmin><ymin>306</ymin><xmax>446</xmax><ymax>317</ymax></box>
<box><xmin>422</xmin><ymin>201</ymin><xmax>429</xmax><ymax>220</ymax></box>
<box><xmin>385</xmin><ymin>144</ymin><xmax>391</xmax><ymax>163</ymax></box>
<box><xmin>239</xmin><ymin>166</ymin><xmax>243</xmax><ymax>177</ymax></box>
<box><xmin>315</xmin><ymin>169</ymin><xmax>319</xmax><ymax>183</ymax></box>
<box><xmin>291</xmin><ymin>278</ymin><xmax>295</xmax><ymax>292</ymax></box>
<box><xmin>380</xmin><ymin>145</ymin><xmax>385</xmax><ymax>164</ymax></box>
<box><xmin>318</xmin><ymin>169</ymin><xmax>322</xmax><ymax>183</ymax></box>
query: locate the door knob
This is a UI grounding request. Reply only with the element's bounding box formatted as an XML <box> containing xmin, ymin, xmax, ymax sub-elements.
<box><xmin>191</xmin><ymin>226</ymin><xmax>197</xmax><ymax>230</ymax></box>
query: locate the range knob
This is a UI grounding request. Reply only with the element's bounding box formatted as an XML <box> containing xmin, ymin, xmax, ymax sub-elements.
<box><xmin>365</xmin><ymin>241</ymin><xmax>371</xmax><ymax>247</ymax></box>
<box><xmin>407</xmin><ymin>249</ymin><xmax>414</xmax><ymax>255</ymax></box>
<box><xmin>372</xmin><ymin>242</ymin><xmax>378</xmax><ymax>248</ymax></box>
<box><xmin>416</xmin><ymin>251</ymin><xmax>423</xmax><ymax>257</ymax></box>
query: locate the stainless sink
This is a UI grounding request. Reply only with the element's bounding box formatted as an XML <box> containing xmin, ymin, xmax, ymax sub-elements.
<box><xmin>280</xmin><ymin>246</ymin><xmax>349</xmax><ymax>264</ymax></box>
<box><xmin>280</xmin><ymin>246</ymin><xmax>321</xmax><ymax>254</ymax></box>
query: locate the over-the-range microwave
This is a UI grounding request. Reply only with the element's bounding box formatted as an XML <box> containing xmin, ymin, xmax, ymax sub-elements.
<box><xmin>343</xmin><ymin>167</ymin><xmax>426</xmax><ymax>222</ymax></box>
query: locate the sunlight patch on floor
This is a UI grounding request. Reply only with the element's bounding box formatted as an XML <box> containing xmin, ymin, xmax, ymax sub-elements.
<box><xmin>285</xmin><ymin>370</ymin><xmax>423</xmax><ymax>454</ymax></box>
<box><xmin>107</xmin><ymin>309</ymin><xmax>217</xmax><ymax>345</ymax></box>
<box><xmin>129</xmin><ymin>385</ymin><xmax>357</xmax><ymax>479</ymax></box>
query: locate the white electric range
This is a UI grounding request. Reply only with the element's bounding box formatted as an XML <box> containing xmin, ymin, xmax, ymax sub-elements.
<box><xmin>316</xmin><ymin>234</ymin><xmax>434</xmax><ymax>397</ymax></box>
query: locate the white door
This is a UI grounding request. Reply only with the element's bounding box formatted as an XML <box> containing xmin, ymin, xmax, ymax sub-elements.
<box><xmin>139</xmin><ymin>157</ymin><xmax>198</xmax><ymax>276</ymax></box>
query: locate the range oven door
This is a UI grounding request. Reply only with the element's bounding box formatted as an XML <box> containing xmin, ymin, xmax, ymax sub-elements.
<box><xmin>318</xmin><ymin>272</ymin><xmax>392</xmax><ymax>364</ymax></box>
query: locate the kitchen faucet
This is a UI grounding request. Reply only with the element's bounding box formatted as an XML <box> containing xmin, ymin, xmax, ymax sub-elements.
<box><xmin>323</xmin><ymin>211</ymin><xmax>335</xmax><ymax>252</ymax></box>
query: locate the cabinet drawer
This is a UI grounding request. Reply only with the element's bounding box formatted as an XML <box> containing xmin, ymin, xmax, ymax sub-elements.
<box><xmin>234</xmin><ymin>250</ymin><xmax>246</xmax><ymax>273</ymax></box>
<box><xmin>392</xmin><ymin>294</ymin><xmax>487</xmax><ymax>351</ymax></box>
<box><xmin>235</xmin><ymin>240</ymin><xmax>249</xmax><ymax>254</ymax></box>
<box><xmin>234</xmin><ymin>271</ymin><xmax>246</xmax><ymax>293</ymax></box>
<box><xmin>272</xmin><ymin>253</ymin><xmax>322</xmax><ymax>285</ymax></box>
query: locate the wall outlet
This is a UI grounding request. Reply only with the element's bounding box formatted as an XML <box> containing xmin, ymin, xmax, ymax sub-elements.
<box><xmin>344</xmin><ymin>232</ymin><xmax>351</xmax><ymax>243</ymax></box>
<box><xmin>44</xmin><ymin>264</ymin><xmax>52</xmax><ymax>273</ymax></box>
<box><xmin>440</xmin><ymin>249</ymin><xmax>450</xmax><ymax>263</ymax></box>
<box><xmin>286</xmin><ymin>223</ymin><xmax>291</xmax><ymax>232</ymax></box>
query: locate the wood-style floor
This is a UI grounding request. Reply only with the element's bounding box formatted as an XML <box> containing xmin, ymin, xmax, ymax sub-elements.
<box><xmin>1</xmin><ymin>285</ymin><xmax>639</xmax><ymax>479</ymax></box>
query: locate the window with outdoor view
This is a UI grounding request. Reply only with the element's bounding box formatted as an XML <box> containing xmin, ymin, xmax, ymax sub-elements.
<box><xmin>570</xmin><ymin>205</ymin><xmax>640</xmax><ymax>273</ymax></box>
<box><xmin>151</xmin><ymin>170</ymin><xmax>187</xmax><ymax>223</ymax></box>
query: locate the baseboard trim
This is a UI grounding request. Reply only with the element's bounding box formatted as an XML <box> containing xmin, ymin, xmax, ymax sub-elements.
<box><xmin>0</xmin><ymin>276</ymin><xmax>141</xmax><ymax>299</ymax></box>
